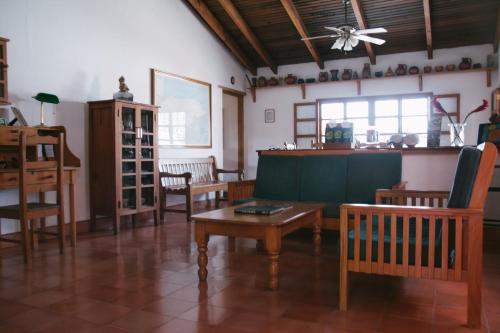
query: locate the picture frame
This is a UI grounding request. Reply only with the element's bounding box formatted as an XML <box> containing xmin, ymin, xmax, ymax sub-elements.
<box><xmin>478</xmin><ymin>122</ymin><xmax>500</xmax><ymax>149</ymax></box>
<box><xmin>265</xmin><ymin>108</ymin><xmax>275</xmax><ymax>123</ymax></box>
<box><xmin>151</xmin><ymin>69</ymin><xmax>212</xmax><ymax>148</ymax></box>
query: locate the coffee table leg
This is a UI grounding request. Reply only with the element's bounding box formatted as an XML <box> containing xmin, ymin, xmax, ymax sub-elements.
<box><xmin>195</xmin><ymin>223</ymin><xmax>209</xmax><ymax>282</ymax></box>
<box><xmin>313</xmin><ymin>210</ymin><xmax>322</xmax><ymax>256</ymax></box>
<box><xmin>265</xmin><ymin>229</ymin><xmax>281</xmax><ymax>290</ymax></box>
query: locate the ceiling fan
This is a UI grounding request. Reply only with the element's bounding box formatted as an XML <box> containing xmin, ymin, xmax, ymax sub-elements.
<box><xmin>301</xmin><ymin>0</ymin><xmax>387</xmax><ymax>52</ymax></box>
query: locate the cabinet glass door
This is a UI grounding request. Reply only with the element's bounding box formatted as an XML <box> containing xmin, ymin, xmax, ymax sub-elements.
<box><xmin>139</xmin><ymin>109</ymin><xmax>155</xmax><ymax>209</ymax></box>
<box><xmin>121</xmin><ymin>106</ymin><xmax>137</xmax><ymax>210</ymax></box>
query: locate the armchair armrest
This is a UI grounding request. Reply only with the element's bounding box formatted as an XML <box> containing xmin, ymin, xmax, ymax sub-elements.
<box><xmin>392</xmin><ymin>181</ymin><xmax>407</xmax><ymax>190</ymax></box>
<box><xmin>376</xmin><ymin>189</ymin><xmax>450</xmax><ymax>207</ymax></box>
<box><xmin>227</xmin><ymin>179</ymin><xmax>256</xmax><ymax>205</ymax></box>
<box><xmin>216</xmin><ymin>168</ymin><xmax>244</xmax><ymax>181</ymax></box>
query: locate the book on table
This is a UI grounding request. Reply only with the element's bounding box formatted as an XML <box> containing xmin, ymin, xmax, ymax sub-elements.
<box><xmin>234</xmin><ymin>204</ymin><xmax>293</xmax><ymax>216</ymax></box>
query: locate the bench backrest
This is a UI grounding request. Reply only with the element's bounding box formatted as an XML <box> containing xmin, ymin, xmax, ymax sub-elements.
<box><xmin>159</xmin><ymin>156</ymin><xmax>217</xmax><ymax>186</ymax></box>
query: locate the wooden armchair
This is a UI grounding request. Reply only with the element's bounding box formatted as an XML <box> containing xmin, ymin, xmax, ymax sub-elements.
<box><xmin>339</xmin><ymin>143</ymin><xmax>497</xmax><ymax>328</ymax></box>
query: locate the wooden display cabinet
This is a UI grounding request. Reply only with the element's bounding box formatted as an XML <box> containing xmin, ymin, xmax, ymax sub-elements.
<box><xmin>88</xmin><ymin>100</ymin><xmax>160</xmax><ymax>234</ymax></box>
<box><xmin>0</xmin><ymin>37</ymin><xmax>9</xmax><ymax>104</ymax></box>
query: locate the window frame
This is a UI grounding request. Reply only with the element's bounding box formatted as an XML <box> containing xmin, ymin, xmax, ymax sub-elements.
<box><xmin>316</xmin><ymin>92</ymin><xmax>433</xmax><ymax>143</ymax></box>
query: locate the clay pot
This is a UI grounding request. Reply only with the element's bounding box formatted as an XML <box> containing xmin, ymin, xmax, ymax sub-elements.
<box><xmin>395</xmin><ymin>64</ymin><xmax>407</xmax><ymax>76</ymax></box>
<box><xmin>409</xmin><ymin>66</ymin><xmax>419</xmax><ymax>75</ymax></box>
<box><xmin>352</xmin><ymin>71</ymin><xmax>359</xmax><ymax>80</ymax></box>
<box><xmin>362</xmin><ymin>63</ymin><xmax>371</xmax><ymax>79</ymax></box>
<box><xmin>446</xmin><ymin>64</ymin><xmax>456</xmax><ymax>71</ymax></box>
<box><xmin>459</xmin><ymin>57</ymin><xmax>472</xmax><ymax>70</ymax></box>
<box><xmin>330</xmin><ymin>69</ymin><xmax>339</xmax><ymax>81</ymax></box>
<box><xmin>318</xmin><ymin>71</ymin><xmax>329</xmax><ymax>82</ymax></box>
<box><xmin>341</xmin><ymin>69</ymin><xmax>353</xmax><ymax>80</ymax></box>
<box><xmin>473</xmin><ymin>63</ymin><xmax>482</xmax><ymax>69</ymax></box>
<box><xmin>268</xmin><ymin>77</ymin><xmax>279</xmax><ymax>86</ymax></box>
<box><xmin>435</xmin><ymin>65</ymin><xmax>444</xmax><ymax>72</ymax></box>
<box><xmin>257</xmin><ymin>76</ymin><xmax>267</xmax><ymax>87</ymax></box>
<box><xmin>385</xmin><ymin>66</ymin><xmax>394</xmax><ymax>77</ymax></box>
<box><xmin>374</xmin><ymin>71</ymin><xmax>383</xmax><ymax>78</ymax></box>
<box><xmin>285</xmin><ymin>74</ymin><xmax>297</xmax><ymax>85</ymax></box>
<box><xmin>423</xmin><ymin>66</ymin><xmax>432</xmax><ymax>73</ymax></box>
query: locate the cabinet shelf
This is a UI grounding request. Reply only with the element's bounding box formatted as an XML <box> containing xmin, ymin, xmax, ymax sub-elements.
<box><xmin>250</xmin><ymin>67</ymin><xmax>495</xmax><ymax>102</ymax></box>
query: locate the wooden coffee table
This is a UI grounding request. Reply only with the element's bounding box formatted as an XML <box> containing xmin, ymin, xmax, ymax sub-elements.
<box><xmin>191</xmin><ymin>201</ymin><xmax>325</xmax><ymax>290</ymax></box>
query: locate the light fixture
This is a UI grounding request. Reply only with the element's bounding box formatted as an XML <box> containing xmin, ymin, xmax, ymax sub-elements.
<box><xmin>32</xmin><ymin>92</ymin><xmax>59</xmax><ymax>127</ymax></box>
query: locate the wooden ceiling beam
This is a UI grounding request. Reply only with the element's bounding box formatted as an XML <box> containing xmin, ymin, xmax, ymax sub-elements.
<box><xmin>184</xmin><ymin>0</ymin><xmax>257</xmax><ymax>75</ymax></box>
<box><xmin>218</xmin><ymin>0</ymin><xmax>278</xmax><ymax>74</ymax></box>
<box><xmin>280</xmin><ymin>0</ymin><xmax>324</xmax><ymax>69</ymax></box>
<box><xmin>495</xmin><ymin>7</ymin><xmax>500</xmax><ymax>52</ymax></box>
<box><xmin>350</xmin><ymin>0</ymin><xmax>376</xmax><ymax>65</ymax></box>
<box><xmin>423</xmin><ymin>0</ymin><xmax>433</xmax><ymax>59</ymax></box>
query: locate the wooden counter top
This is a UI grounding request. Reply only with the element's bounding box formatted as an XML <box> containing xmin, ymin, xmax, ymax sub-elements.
<box><xmin>258</xmin><ymin>147</ymin><xmax>462</xmax><ymax>156</ymax></box>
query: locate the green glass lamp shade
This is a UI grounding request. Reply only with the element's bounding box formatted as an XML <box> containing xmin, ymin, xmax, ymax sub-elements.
<box><xmin>32</xmin><ymin>92</ymin><xmax>60</xmax><ymax>126</ymax></box>
<box><xmin>32</xmin><ymin>93</ymin><xmax>60</xmax><ymax>104</ymax></box>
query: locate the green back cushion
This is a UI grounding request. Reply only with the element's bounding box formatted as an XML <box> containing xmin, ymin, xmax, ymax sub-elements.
<box><xmin>447</xmin><ymin>147</ymin><xmax>482</xmax><ymax>208</ymax></box>
<box><xmin>346</xmin><ymin>153</ymin><xmax>402</xmax><ymax>204</ymax></box>
<box><xmin>299</xmin><ymin>155</ymin><xmax>348</xmax><ymax>203</ymax></box>
<box><xmin>254</xmin><ymin>155</ymin><xmax>301</xmax><ymax>201</ymax></box>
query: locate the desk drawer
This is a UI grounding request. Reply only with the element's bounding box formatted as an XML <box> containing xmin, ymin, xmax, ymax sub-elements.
<box><xmin>0</xmin><ymin>172</ymin><xmax>18</xmax><ymax>187</ymax></box>
<box><xmin>26</xmin><ymin>171</ymin><xmax>57</xmax><ymax>185</ymax></box>
<box><xmin>0</xmin><ymin>129</ymin><xmax>20</xmax><ymax>144</ymax></box>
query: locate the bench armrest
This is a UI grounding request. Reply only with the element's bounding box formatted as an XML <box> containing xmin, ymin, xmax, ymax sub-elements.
<box><xmin>159</xmin><ymin>171</ymin><xmax>192</xmax><ymax>186</ymax></box>
<box><xmin>227</xmin><ymin>180</ymin><xmax>256</xmax><ymax>205</ymax></box>
<box><xmin>216</xmin><ymin>168</ymin><xmax>244</xmax><ymax>181</ymax></box>
<box><xmin>375</xmin><ymin>189</ymin><xmax>449</xmax><ymax>207</ymax></box>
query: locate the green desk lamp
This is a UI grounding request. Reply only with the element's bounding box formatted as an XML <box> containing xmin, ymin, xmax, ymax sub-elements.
<box><xmin>32</xmin><ymin>93</ymin><xmax>59</xmax><ymax>127</ymax></box>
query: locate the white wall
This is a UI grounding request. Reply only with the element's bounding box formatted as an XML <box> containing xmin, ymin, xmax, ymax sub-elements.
<box><xmin>0</xmin><ymin>0</ymin><xmax>246</xmax><ymax>233</ymax></box>
<box><xmin>244</xmin><ymin>44</ymin><xmax>499</xmax><ymax>190</ymax></box>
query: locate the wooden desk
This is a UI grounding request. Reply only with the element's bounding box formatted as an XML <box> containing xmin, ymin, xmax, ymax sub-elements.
<box><xmin>0</xmin><ymin>126</ymin><xmax>80</xmax><ymax>244</ymax></box>
<box><xmin>192</xmin><ymin>201</ymin><xmax>325</xmax><ymax>290</ymax></box>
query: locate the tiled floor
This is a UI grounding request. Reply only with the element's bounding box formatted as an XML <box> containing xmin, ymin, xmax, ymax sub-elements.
<box><xmin>0</xmin><ymin>202</ymin><xmax>500</xmax><ymax>332</ymax></box>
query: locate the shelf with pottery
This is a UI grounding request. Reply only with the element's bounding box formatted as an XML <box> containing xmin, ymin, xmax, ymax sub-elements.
<box><xmin>249</xmin><ymin>67</ymin><xmax>495</xmax><ymax>103</ymax></box>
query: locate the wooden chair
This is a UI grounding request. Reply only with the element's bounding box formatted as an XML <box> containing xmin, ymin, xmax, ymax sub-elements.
<box><xmin>0</xmin><ymin>131</ymin><xmax>66</xmax><ymax>263</ymax></box>
<box><xmin>159</xmin><ymin>156</ymin><xmax>243</xmax><ymax>221</ymax></box>
<box><xmin>339</xmin><ymin>142</ymin><xmax>497</xmax><ymax>328</ymax></box>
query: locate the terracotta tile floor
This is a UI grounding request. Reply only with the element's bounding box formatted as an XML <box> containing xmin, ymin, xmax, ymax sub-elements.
<box><xmin>0</xmin><ymin>202</ymin><xmax>499</xmax><ymax>333</ymax></box>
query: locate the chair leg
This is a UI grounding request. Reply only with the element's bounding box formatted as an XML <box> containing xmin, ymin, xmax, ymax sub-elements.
<box><xmin>186</xmin><ymin>190</ymin><xmax>193</xmax><ymax>222</ymax></box>
<box><xmin>30</xmin><ymin>219</ymin><xmax>39</xmax><ymax>251</ymax></box>
<box><xmin>57</xmin><ymin>213</ymin><xmax>65</xmax><ymax>254</ymax></box>
<box><xmin>20</xmin><ymin>218</ymin><xmax>31</xmax><ymax>263</ymax></box>
<box><xmin>215</xmin><ymin>191</ymin><xmax>221</xmax><ymax>208</ymax></box>
<box><xmin>160</xmin><ymin>186</ymin><xmax>166</xmax><ymax>221</ymax></box>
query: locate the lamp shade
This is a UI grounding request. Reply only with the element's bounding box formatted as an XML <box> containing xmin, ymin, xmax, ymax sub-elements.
<box><xmin>32</xmin><ymin>93</ymin><xmax>60</xmax><ymax>104</ymax></box>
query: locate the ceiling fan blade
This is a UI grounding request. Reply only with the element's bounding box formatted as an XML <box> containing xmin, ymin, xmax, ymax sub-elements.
<box><xmin>353</xmin><ymin>34</ymin><xmax>386</xmax><ymax>45</ymax></box>
<box><xmin>301</xmin><ymin>35</ymin><xmax>337</xmax><ymax>41</ymax></box>
<box><xmin>354</xmin><ymin>27</ymin><xmax>387</xmax><ymax>34</ymax></box>
<box><xmin>349</xmin><ymin>35</ymin><xmax>359</xmax><ymax>47</ymax></box>
<box><xmin>325</xmin><ymin>26</ymin><xmax>343</xmax><ymax>33</ymax></box>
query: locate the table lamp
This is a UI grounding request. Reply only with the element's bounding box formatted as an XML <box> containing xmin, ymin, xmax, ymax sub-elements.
<box><xmin>32</xmin><ymin>93</ymin><xmax>59</xmax><ymax>127</ymax></box>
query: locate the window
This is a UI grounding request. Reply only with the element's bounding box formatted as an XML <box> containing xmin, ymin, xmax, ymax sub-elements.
<box><xmin>319</xmin><ymin>94</ymin><xmax>431</xmax><ymax>146</ymax></box>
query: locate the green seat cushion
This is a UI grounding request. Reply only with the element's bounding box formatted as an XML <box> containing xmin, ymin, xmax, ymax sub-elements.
<box><xmin>254</xmin><ymin>155</ymin><xmax>302</xmax><ymax>201</ymax></box>
<box><xmin>346</xmin><ymin>153</ymin><xmax>402</xmax><ymax>204</ymax></box>
<box><xmin>447</xmin><ymin>146</ymin><xmax>482</xmax><ymax>208</ymax></box>
<box><xmin>347</xmin><ymin>215</ymin><xmax>455</xmax><ymax>267</ymax></box>
<box><xmin>299</xmin><ymin>155</ymin><xmax>348</xmax><ymax>204</ymax></box>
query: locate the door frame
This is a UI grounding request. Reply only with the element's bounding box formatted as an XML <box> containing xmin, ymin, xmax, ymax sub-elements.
<box><xmin>220</xmin><ymin>86</ymin><xmax>245</xmax><ymax>172</ymax></box>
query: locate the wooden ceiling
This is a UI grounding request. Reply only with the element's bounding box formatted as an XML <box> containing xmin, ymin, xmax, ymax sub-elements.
<box><xmin>185</xmin><ymin>0</ymin><xmax>500</xmax><ymax>74</ymax></box>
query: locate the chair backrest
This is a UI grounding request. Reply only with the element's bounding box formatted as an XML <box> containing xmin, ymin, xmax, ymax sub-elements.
<box><xmin>159</xmin><ymin>156</ymin><xmax>217</xmax><ymax>186</ymax></box>
<box><xmin>19</xmin><ymin>130</ymin><xmax>64</xmax><ymax>204</ymax></box>
<box><xmin>447</xmin><ymin>142</ymin><xmax>497</xmax><ymax>209</ymax></box>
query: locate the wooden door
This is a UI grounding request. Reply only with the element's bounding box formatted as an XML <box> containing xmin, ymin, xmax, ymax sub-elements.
<box><xmin>120</xmin><ymin>103</ymin><xmax>139</xmax><ymax>215</ymax></box>
<box><xmin>137</xmin><ymin>106</ymin><xmax>157</xmax><ymax>212</ymax></box>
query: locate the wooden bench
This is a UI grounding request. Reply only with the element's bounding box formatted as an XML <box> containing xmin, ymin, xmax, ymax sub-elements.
<box><xmin>159</xmin><ymin>156</ymin><xmax>243</xmax><ymax>221</ymax></box>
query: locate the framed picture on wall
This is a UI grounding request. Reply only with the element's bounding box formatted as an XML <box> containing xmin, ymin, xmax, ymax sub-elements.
<box><xmin>151</xmin><ymin>69</ymin><xmax>212</xmax><ymax>148</ymax></box>
<box><xmin>265</xmin><ymin>108</ymin><xmax>275</xmax><ymax>123</ymax></box>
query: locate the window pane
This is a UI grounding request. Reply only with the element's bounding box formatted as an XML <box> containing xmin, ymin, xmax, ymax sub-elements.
<box><xmin>375</xmin><ymin>117</ymin><xmax>398</xmax><ymax>134</ymax></box>
<box><xmin>402</xmin><ymin>98</ymin><xmax>428</xmax><ymax>116</ymax></box>
<box><xmin>321</xmin><ymin>103</ymin><xmax>343</xmax><ymax>119</ymax></box>
<box><xmin>346</xmin><ymin>101</ymin><xmax>369</xmax><ymax>118</ymax></box>
<box><xmin>347</xmin><ymin>118</ymin><xmax>369</xmax><ymax>135</ymax></box>
<box><xmin>402</xmin><ymin>116</ymin><xmax>427</xmax><ymax>133</ymax></box>
<box><xmin>375</xmin><ymin>100</ymin><xmax>398</xmax><ymax>117</ymax></box>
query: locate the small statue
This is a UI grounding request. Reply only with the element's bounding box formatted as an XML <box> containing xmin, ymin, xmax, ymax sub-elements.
<box><xmin>113</xmin><ymin>76</ymin><xmax>134</xmax><ymax>101</ymax></box>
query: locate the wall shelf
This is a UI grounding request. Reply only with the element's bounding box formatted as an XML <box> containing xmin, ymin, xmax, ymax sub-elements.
<box><xmin>249</xmin><ymin>67</ymin><xmax>495</xmax><ymax>103</ymax></box>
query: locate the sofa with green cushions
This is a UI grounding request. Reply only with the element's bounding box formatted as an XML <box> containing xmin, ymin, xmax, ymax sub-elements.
<box><xmin>227</xmin><ymin>150</ymin><xmax>403</xmax><ymax>230</ymax></box>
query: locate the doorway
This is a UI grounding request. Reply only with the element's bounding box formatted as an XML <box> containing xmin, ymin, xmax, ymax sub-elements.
<box><xmin>222</xmin><ymin>88</ymin><xmax>244</xmax><ymax>172</ymax></box>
